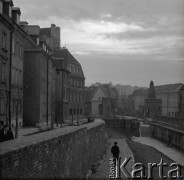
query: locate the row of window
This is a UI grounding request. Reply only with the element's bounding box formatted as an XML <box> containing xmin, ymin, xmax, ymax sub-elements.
<box><xmin>70</xmin><ymin>92</ymin><xmax>83</xmax><ymax>103</ymax></box>
<box><xmin>70</xmin><ymin>66</ymin><xmax>81</xmax><ymax>75</ymax></box>
<box><xmin>63</xmin><ymin>88</ymin><xmax>83</xmax><ymax>103</ymax></box>
<box><xmin>69</xmin><ymin>108</ymin><xmax>83</xmax><ymax>116</ymax></box>
<box><xmin>70</xmin><ymin>78</ymin><xmax>84</xmax><ymax>87</ymax></box>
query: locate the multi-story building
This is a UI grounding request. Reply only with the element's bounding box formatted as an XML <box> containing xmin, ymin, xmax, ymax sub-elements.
<box><xmin>132</xmin><ymin>83</ymin><xmax>184</xmax><ymax>117</ymax></box>
<box><xmin>20</xmin><ymin>23</ymin><xmax>55</xmax><ymax>127</ymax></box>
<box><xmin>0</xmin><ymin>0</ymin><xmax>13</xmax><ymax>125</ymax></box>
<box><xmin>0</xmin><ymin>0</ymin><xmax>26</xmax><ymax>129</ymax></box>
<box><xmin>54</xmin><ymin>57</ymin><xmax>70</xmax><ymax>124</ymax></box>
<box><xmin>54</xmin><ymin>48</ymin><xmax>85</xmax><ymax>123</ymax></box>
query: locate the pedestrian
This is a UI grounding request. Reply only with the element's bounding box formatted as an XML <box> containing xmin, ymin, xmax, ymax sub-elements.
<box><xmin>111</xmin><ymin>142</ymin><xmax>120</xmax><ymax>164</ymax></box>
<box><xmin>0</xmin><ymin>121</ymin><xmax>5</xmax><ymax>142</ymax></box>
<box><xmin>88</xmin><ymin>116</ymin><xmax>90</xmax><ymax>123</ymax></box>
<box><xmin>3</xmin><ymin>125</ymin><xmax>14</xmax><ymax>142</ymax></box>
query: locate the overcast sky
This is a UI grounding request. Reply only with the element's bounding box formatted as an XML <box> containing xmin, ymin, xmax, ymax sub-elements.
<box><xmin>14</xmin><ymin>0</ymin><xmax>184</xmax><ymax>87</ymax></box>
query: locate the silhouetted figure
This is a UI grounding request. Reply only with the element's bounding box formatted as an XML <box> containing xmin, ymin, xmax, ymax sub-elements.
<box><xmin>111</xmin><ymin>142</ymin><xmax>120</xmax><ymax>163</ymax></box>
<box><xmin>0</xmin><ymin>121</ymin><xmax>5</xmax><ymax>142</ymax></box>
<box><xmin>88</xmin><ymin>116</ymin><xmax>90</xmax><ymax>123</ymax></box>
<box><xmin>3</xmin><ymin>125</ymin><xmax>14</xmax><ymax>142</ymax></box>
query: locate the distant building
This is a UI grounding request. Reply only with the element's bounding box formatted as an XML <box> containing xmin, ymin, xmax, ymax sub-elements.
<box><xmin>114</xmin><ymin>84</ymin><xmax>146</xmax><ymax>114</ymax></box>
<box><xmin>21</xmin><ymin>23</ymin><xmax>55</xmax><ymax>127</ymax></box>
<box><xmin>84</xmin><ymin>84</ymin><xmax>117</xmax><ymax>119</ymax></box>
<box><xmin>132</xmin><ymin>83</ymin><xmax>184</xmax><ymax>117</ymax></box>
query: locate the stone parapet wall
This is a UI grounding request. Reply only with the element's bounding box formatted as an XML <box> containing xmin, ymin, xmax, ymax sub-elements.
<box><xmin>151</xmin><ymin>123</ymin><xmax>184</xmax><ymax>151</ymax></box>
<box><xmin>0</xmin><ymin>119</ymin><xmax>107</xmax><ymax>179</ymax></box>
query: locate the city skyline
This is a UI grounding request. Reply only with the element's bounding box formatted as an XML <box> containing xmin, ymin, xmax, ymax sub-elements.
<box><xmin>14</xmin><ymin>0</ymin><xmax>184</xmax><ymax>86</ymax></box>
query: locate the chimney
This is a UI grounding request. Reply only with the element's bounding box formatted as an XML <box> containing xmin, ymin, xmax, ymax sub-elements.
<box><xmin>0</xmin><ymin>0</ymin><xmax>3</xmax><ymax>14</ymax></box>
<box><xmin>12</xmin><ymin>7</ymin><xmax>21</xmax><ymax>24</ymax></box>
<box><xmin>3</xmin><ymin>0</ymin><xmax>13</xmax><ymax>17</ymax></box>
<box><xmin>20</xmin><ymin>21</ymin><xmax>28</xmax><ymax>26</ymax></box>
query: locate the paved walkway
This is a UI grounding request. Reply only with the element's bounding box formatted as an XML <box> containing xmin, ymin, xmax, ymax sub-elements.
<box><xmin>91</xmin><ymin>138</ymin><xmax>134</xmax><ymax>179</ymax></box>
<box><xmin>133</xmin><ymin>137</ymin><xmax>184</xmax><ymax>166</ymax></box>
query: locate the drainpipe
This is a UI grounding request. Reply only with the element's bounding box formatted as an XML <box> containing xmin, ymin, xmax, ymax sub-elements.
<box><xmin>9</xmin><ymin>27</ymin><xmax>14</xmax><ymax>127</ymax></box>
<box><xmin>61</xmin><ymin>70</ymin><xmax>64</xmax><ymax>127</ymax></box>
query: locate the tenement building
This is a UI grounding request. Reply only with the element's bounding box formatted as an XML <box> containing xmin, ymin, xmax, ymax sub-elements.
<box><xmin>54</xmin><ymin>48</ymin><xmax>85</xmax><ymax>123</ymax></box>
<box><xmin>0</xmin><ymin>0</ymin><xmax>26</xmax><ymax>129</ymax></box>
<box><xmin>0</xmin><ymin>0</ymin><xmax>13</xmax><ymax>125</ymax></box>
<box><xmin>132</xmin><ymin>83</ymin><xmax>184</xmax><ymax>117</ymax></box>
<box><xmin>20</xmin><ymin>23</ymin><xmax>55</xmax><ymax>127</ymax></box>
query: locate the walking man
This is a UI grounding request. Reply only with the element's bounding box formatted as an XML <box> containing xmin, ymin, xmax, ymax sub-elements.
<box><xmin>111</xmin><ymin>142</ymin><xmax>120</xmax><ymax>163</ymax></box>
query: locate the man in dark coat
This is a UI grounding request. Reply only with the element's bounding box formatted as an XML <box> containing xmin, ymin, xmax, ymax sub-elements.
<box><xmin>111</xmin><ymin>142</ymin><xmax>120</xmax><ymax>162</ymax></box>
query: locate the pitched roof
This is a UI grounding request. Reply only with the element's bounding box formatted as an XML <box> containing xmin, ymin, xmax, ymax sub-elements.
<box><xmin>54</xmin><ymin>48</ymin><xmax>80</xmax><ymax>65</ymax></box>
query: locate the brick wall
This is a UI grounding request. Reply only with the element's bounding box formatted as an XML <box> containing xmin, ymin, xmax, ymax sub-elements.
<box><xmin>0</xmin><ymin>119</ymin><xmax>107</xmax><ymax>179</ymax></box>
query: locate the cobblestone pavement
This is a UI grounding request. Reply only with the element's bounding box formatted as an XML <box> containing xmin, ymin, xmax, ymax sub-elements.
<box><xmin>91</xmin><ymin>138</ymin><xmax>134</xmax><ymax>179</ymax></box>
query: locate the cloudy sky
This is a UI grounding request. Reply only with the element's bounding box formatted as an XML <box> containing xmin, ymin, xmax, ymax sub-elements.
<box><xmin>15</xmin><ymin>0</ymin><xmax>184</xmax><ymax>86</ymax></box>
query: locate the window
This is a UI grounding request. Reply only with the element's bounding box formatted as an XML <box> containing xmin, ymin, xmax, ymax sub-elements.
<box><xmin>1</xmin><ymin>63</ymin><xmax>7</xmax><ymax>83</ymax></box>
<box><xmin>0</xmin><ymin>98</ymin><xmax>6</xmax><ymax>114</ymax></box>
<box><xmin>19</xmin><ymin>44</ymin><xmax>23</xmax><ymax>58</ymax></box>
<box><xmin>2</xmin><ymin>32</ymin><xmax>7</xmax><ymax>49</ymax></box>
<box><xmin>73</xmin><ymin>109</ymin><xmax>76</xmax><ymax>115</ymax></box>
<box><xmin>16</xmin><ymin>41</ymin><xmax>19</xmax><ymax>55</ymax></box>
<box><xmin>77</xmin><ymin>108</ymin><xmax>79</xmax><ymax>115</ymax></box>
<box><xmin>80</xmin><ymin>108</ymin><xmax>82</xmax><ymax>115</ymax></box>
<box><xmin>70</xmin><ymin>109</ymin><xmax>72</xmax><ymax>115</ymax></box>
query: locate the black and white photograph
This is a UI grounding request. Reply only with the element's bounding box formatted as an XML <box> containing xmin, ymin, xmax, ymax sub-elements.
<box><xmin>0</xmin><ymin>0</ymin><xmax>184</xmax><ymax>179</ymax></box>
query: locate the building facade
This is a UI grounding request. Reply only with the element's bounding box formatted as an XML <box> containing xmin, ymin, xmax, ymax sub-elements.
<box><xmin>84</xmin><ymin>84</ymin><xmax>117</xmax><ymax>119</ymax></box>
<box><xmin>0</xmin><ymin>0</ymin><xmax>25</xmax><ymax>129</ymax></box>
<box><xmin>0</xmin><ymin>1</ymin><xmax>13</xmax><ymax>125</ymax></box>
<box><xmin>54</xmin><ymin>48</ymin><xmax>85</xmax><ymax>123</ymax></box>
<box><xmin>55</xmin><ymin>58</ymin><xmax>70</xmax><ymax>124</ymax></box>
<box><xmin>21</xmin><ymin>24</ymin><xmax>55</xmax><ymax>127</ymax></box>
<box><xmin>132</xmin><ymin>83</ymin><xmax>184</xmax><ymax>117</ymax></box>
